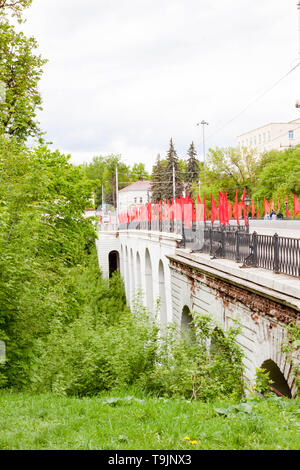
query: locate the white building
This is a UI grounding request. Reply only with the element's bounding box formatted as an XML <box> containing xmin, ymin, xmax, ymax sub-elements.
<box><xmin>237</xmin><ymin>118</ymin><xmax>300</xmax><ymax>153</ymax></box>
<box><xmin>118</xmin><ymin>181</ymin><xmax>152</xmax><ymax>212</ymax></box>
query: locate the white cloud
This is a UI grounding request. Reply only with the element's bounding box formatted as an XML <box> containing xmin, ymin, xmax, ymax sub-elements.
<box><xmin>19</xmin><ymin>0</ymin><xmax>300</xmax><ymax>170</ymax></box>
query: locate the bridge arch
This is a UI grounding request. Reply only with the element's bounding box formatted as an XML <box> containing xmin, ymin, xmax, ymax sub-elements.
<box><xmin>260</xmin><ymin>359</ymin><xmax>292</xmax><ymax>398</ymax></box>
<box><xmin>158</xmin><ymin>260</ymin><xmax>167</xmax><ymax>326</ymax></box>
<box><xmin>108</xmin><ymin>250</ymin><xmax>120</xmax><ymax>278</ymax></box>
<box><xmin>130</xmin><ymin>248</ymin><xmax>135</xmax><ymax>299</ymax></box>
<box><xmin>145</xmin><ymin>248</ymin><xmax>153</xmax><ymax>312</ymax></box>
<box><xmin>181</xmin><ymin>305</ymin><xmax>196</xmax><ymax>341</ymax></box>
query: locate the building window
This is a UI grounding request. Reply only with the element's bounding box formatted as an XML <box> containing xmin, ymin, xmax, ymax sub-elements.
<box><xmin>258</xmin><ymin>134</ymin><xmax>261</xmax><ymax>144</ymax></box>
<box><xmin>268</xmin><ymin>131</ymin><xmax>271</xmax><ymax>141</ymax></box>
<box><xmin>140</xmin><ymin>197</ymin><xmax>143</xmax><ymax>204</ymax></box>
<box><xmin>134</xmin><ymin>197</ymin><xmax>137</xmax><ymax>204</ymax></box>
<box><xmin>263</xmin><ymin>133</ymin><xmax>266</xmax><ymax>143</ymax></box>
<box><xmin>289</xmin><ymin>130</ymin><xmax>294</xmax><ymax>139</ymax></box>
<box><xmin>254</xmin><ymin>136</ymin><xmax>257</xmax><ymax>145</ymax></box>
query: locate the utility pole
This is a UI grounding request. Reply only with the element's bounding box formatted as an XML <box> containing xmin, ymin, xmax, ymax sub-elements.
<box><xmin>295</xmin><ymin>3</ymin><xmax>300</xmax><ymax>109</ymax></box>
<box><xmin>197</xmin><ymin>120</ymin><xmax>209</xmax><ymax>167</ymax></box>
<box><xmin>116</xmin><ymin>166</ymin><xmax>119</xmax><ymax>227</ymax></box>
<box><xmin>172</xmin><ymin>163</ymin><xmax>176</xmax><ymax>201</ymax></box>
<box><xmin>298</xmin><ymin>2</ymin><xmax>300</xmax><ymax>56</ymax></box>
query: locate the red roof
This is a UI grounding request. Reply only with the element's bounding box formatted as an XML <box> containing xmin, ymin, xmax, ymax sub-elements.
<box><xmin>119</xmin><ymin>181</ymin><xmax>152</xmax><ymax>193</ymax></box>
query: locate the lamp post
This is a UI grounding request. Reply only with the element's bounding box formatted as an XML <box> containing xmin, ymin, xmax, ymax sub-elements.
<box><xmin>284</xmin><ymin>199</ymin><xmax>289</xmax><ymax>218</ymax></box>
<box><xmin>244</xmin><ymin>197</ymin><xmax>251</xmax><ymax>227</ymax></box>
<box><xmin>197</xmin><ymin>120</ymin><xmax>209</xmax><ymax>167</ymax></box>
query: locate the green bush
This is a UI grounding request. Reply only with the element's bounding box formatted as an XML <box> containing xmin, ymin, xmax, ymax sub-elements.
<box><xmin>145</xmin><ymin>314</ymin><xmax>244</xmax><ymax>401</ymax></box>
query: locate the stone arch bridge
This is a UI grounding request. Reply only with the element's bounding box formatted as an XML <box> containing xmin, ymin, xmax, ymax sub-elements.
<box><xmin>96</xmin><ymin>226</ymin><xmax>299</xmax><ymax>398</ymax></box>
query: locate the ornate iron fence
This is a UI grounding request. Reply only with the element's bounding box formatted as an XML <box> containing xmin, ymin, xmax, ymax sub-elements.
<box><xmin>201</xmin><ymin>227</ymin><xmax>300</xmax><ymax>277</ymax></box>
<box><xmin>116</xmin><ymin>221</ymin><xmax>300</xmax><ymax>277</ymax></box>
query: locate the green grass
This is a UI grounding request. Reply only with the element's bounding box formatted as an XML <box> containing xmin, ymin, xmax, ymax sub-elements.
<box><xmin>0</xmin><ymin>389</ymin><xmax>299</xmax><ymax>450</ymax></box>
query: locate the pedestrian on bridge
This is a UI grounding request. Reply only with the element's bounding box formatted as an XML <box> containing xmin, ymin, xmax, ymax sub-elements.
<box><xmin>276</xmin><ymin>210</ymin><xmax>284</xmax><ymax>220</ymax></box>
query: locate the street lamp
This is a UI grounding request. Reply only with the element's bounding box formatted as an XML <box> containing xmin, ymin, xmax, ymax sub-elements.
<box><xmin>197</xmin><ymin>120</ymin><xmax>209</xmax><ymax>167</ymax></box>
<box><xmin>284</xmin><ymin>199</ymin><xmax>289</xmax><ymax>218</ymax></box>
<box><xmin>244</xmin><ymin>197</ymin><xmax>251</xmax><ymax>226</ymax></box>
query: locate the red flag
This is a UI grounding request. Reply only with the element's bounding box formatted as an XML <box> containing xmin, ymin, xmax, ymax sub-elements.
<box><xmin>270</xmin><ymin>199</ymin><xmax>275</xmax><ymax>211</ymax></box>
<box><xmin>294</xmin><ymin>195</ymin><xmax>300</xmax><ymax>216</ymax></box>
<box><xmin>227</xmin><ymin>201</ymin><xmax>233</xmax><ymax>220</ymax></box>
<box><xmin>224</xmin><ymin>192</ymin><xmax>229</xmax><ymax>224</ymax></box>
<box><xmin>257</xmin><ymin>209</ymin><xmax>260</xmax><ymax>219</ymax></box>
<box><xmin>243</xmin><ymin>202</ymin><xmax>248</xmax><ymax>226</ymax></box>
<box><xmin>184</xmin><ymin>197</ymin><xmax>193</xmax><ymax>228</ymax></box>
<box><xmin>218</xmin><ymin>192</ymin><xmax>224</xmax><ymax>225</ymax></box>
<box><xmin>277</xmin><ymin>198</ymin><xmax>280</xmax><ymax>211</ymax></box>
<box><xmin>264</xmin><ymin>198</ymin><xmax>271</xmax><ymax>216</ymax></box>
<box><xmin>203</xmin><ymin>194</ymin><xmax>207</xmax><ymax>222</ymax></box>
<box><xmin>211</xmin><ymin>194</ymin><xmax>217</xmax><ymax>224</ymax></box>
<box><xmin>234</xmin><ymin>190</ymin><xmax>239</xmax><ymax>225</ymax></box>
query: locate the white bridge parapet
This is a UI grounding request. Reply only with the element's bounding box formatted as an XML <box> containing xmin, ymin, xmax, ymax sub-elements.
<box><xmin>96</xmin><ymin>229</ymin><xmax>299</xmax><ymax>397</ymax></box>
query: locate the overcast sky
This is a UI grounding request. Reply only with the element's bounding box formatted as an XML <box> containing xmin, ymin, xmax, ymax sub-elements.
<box><xmin>19</xmin><ymin>0</ymin><xmax>300</xmax><ymax>170</ymax></box>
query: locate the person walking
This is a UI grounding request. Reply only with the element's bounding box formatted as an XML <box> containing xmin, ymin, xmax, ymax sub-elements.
<box><xmin>276</xmin><ymin>210</ymin><xmax>283</xmax><ymax>220</ymax></box>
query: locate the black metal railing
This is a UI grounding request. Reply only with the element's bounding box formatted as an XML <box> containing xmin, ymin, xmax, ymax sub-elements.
<box><xmin>115</xmin><ymin>221</ymin><xmax>300</xmax><ymax>277</ymax></box>
<box><xmin>201</xmin><ymin>227</ymin><xmax>300</xmax><ymax>277</ymax></box>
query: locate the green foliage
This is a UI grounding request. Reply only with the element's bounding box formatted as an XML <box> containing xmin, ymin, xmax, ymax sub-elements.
<box><xmin>0</xmin><ymin>136</ymin><xmax>95</xmax><ymax>388</ymax></box>
<box><xmin>186</xmin><ymin>142</ymin><xmax>199</xmax><ymax>192</ymax></box>
<box><xmin>0</xmin><ymin>21</ymin><xmax>47</xmax><ymax>140</ymax></box>
<box><xmin>281</xmin><ymin>322</ymin><xmax>300</xmax><ymax>393</ymax></box>
<box><xmin>201</xmin><ymin>146</ymin><xmax>259</xmax><ymax>201</ymax></box>
<box><xmin>252</xmin><ymin>147</ymin><xmax>300</xmax><ymax>204</ymax></box>
<box><xmin>150</xmin><ymin>154</ymin><xmax>165</xmax><ymax>202</ymax></box>
<box><xmin>0</xmin><ymin>0</ymin><xmax>33</xmax><ymax>20</ymax></box>
<box><xmin>0</xmin><ymin>391</ymin><xmax>299</xmax><ymax>449</ymax></box>
<box><xmin>29</xmin><ymin>268</ymin><xmax>159</xmax><ymax>397</ymax></box>
<box><xmin>130</xmin><ymin>163</ymin><xmax>150</xmax><ymax>182</ymax></box>
<box><xmin>253</xmin><ymin>368</ymin><xmax>274</xmax><ymax>395</ymax></box>
<box><xmin>145</xmin><ymin>314</ymin><xmax>244</xmax><ymax>401</ymax></box>
<box><xmin>160</xmin><ymin>139</ymin><xmax>184</xmax><ymax>201</ymax></box>
<box><xmin>83</xmin><ymin>154</ymin><xmax>131</xmax><ymax>208</ymax></box>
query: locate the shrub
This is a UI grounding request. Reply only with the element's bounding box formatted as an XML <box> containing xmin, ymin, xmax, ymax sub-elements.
<box><xmin>145</xmin><ymin>314</ymin><xmax>244</xmax><ymax>401</ymax></box>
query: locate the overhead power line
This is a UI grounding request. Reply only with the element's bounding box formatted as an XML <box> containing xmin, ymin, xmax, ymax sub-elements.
<box><xmin>206</xmin><ymin>61</ymin><xmax>300</xmax><ymax>142</ymax></box>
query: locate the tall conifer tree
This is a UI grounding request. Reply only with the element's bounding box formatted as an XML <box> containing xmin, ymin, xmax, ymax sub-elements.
<box><xmin>163</xmin><ymin>138</ymin><xmax>184</xmax><ymax>201</ymax></box>
<box><xmin>150</xmin><ymin>154</ymin><xmax>164</xmax><ymax>202</ymax></box>
<box><xmin>186</xmin><ymin>142</ymin><xmax>199</xmax><ymax>193</ymax></box>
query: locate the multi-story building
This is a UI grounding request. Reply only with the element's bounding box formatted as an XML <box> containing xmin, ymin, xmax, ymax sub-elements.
<box><xmin>118</xmin><ymin>180</ymin><xmax>152</xmax><ymax>212</ymax></box>
<box><xmin>237</xmin><ymin>118</ymin><xmax>300</xmax><ymax>153</ymax></box>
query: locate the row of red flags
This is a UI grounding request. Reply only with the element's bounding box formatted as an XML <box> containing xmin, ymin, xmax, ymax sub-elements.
<box><xmin>118</xmin><ymin>192</ymin><xmax>300</xmax><ymax>228</ymax></box>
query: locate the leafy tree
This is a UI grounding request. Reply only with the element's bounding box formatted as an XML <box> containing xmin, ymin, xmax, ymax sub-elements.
<box><xmin>200</xmin><ymin>146</ymin><xmax>259</xmax><ymax>202</ymax></box>
<box><xmin>252</xmin><ymin>147</ymin><xmax>300</xmax><ymax>206</ymax></box>
<box><xmin>83</xmin><ymin>154</ymin><xmax>131</xmax><ymax>208</ymax></box>
<box><xmin>186</xmin><ymin>142</ymin><xmax>199</xmax><ymax>193</ymax></box>
<box><xmin>131</xmin><ymin>163</ymin><xmax>150</xmax><ymax>182</ymax></box>
<box><xmin>0</xmin><ymin>0</ymin><xmax>33</xmax><ymax>20</ymax></box>
<box><xmin>162</xmin><ymin>139</ymin><xmax>184</xmax><ymax>200</ymax></box>
<box><xmin>0</xmin><ymin>21</ymin><xmax>47</xmax><ymax>141</ymax></box>
<box><xmin>0</xmin><ymin>136</ymin><xmax>95</xmax><ymax>387</ymax></box>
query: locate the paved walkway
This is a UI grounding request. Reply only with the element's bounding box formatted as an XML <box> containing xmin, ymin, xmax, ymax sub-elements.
<box><xmin>248</xmin><ymin>220</ymin><xmax>300</xmax><ymax>238</ymax></box>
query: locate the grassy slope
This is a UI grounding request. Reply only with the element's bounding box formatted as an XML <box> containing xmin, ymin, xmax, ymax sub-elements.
<box><xmin>0</xmin><ymin>390</ymin><xmax>299</xmax><ymax>450</ymax></box>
